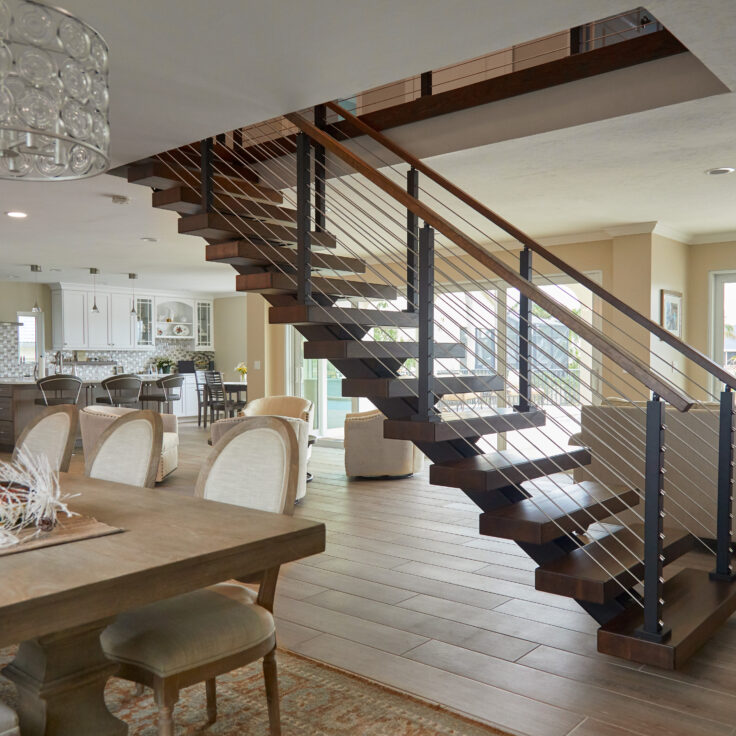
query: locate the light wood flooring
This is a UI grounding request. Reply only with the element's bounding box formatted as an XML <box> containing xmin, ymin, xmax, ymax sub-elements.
<box><xmin>57</xmin><ymin>424</ymin><xmax>736</xmax><ymax>734</ymax></box>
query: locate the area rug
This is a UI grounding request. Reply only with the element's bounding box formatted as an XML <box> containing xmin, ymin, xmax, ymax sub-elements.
<box><xmin>0</xmin><ymin>646</ymin><xmax>510</xmax><ymax>735</ymax></box>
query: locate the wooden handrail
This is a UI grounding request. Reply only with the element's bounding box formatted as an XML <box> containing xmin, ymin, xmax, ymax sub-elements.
<box><xmin>325</xmin><ymin>100</ymin><xmax>736</xmax><ymax>393</ymax></box>
<box><xmin>285</xmin><ymin>111</ymin><xmax>694</xmax><ymax>412</ymax></box>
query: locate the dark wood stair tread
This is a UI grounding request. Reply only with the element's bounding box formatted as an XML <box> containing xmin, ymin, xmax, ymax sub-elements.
<box><xmin>163</xmin><ymin>142</ymin><xmax>260</xmax><ymax>183</ymax></box>
<box><xmin>128</xmin><ymin>161</ymin><xmax>282</xmax><ymax>204</ymax></box>
<box><xmin>430</xmin><ymin>447</ymin><xmax>591</xmax><ymax>492</ymax></box>
<box><xmin>236</xmin><ymin>272</ymin><xmax>396</xmax><ymax>300</ymax></box>
<box><xmin>597</xmin><ymin>567</ymin><xmax>736</xmax><ymax>669</ymax></box>
<box><xmin>206</xmin><ymin>242</ymin><xmax>365</xmax><ymax>274</ymax></box>
<box><xmin>383</xmin><ymin>408</ymin><xmax>546</xmax><ymax>443</ymax></box>
<box><xmin>179</xmin><ymin>212</ymin><xmax>337</xmax><ymax>249</ymax></box>
<box><xmin>304</xmin><ymin>340</ymin><xmax>464</xmax><ymax>361</ymax></box>
<box><xmin>535</xmin><ymin>524</ymin><xmax>694</xmax><ymax>604</ymax></box>
<box><xmin>154</xmin><ymin>186</ymin><xmax>296</xmax><ymax>224</ymax></box>
<box><xmin>269</xmin><ymin>305</ymin><xmax>419</xmax><ymax>327</ymax></box>
<box><xmin>479</xmin><ymin>481</ymin><xmax>640</xmax><ymax>544</ymax></box>
<box><xmin>342</xmin><ymin>374</ymin><xmax>505</xmax><ymax>399</ymax></box>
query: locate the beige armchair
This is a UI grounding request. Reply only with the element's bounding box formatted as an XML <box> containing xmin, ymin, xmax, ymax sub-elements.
<box><xmin>344</xmin><ymin>409</ymin><xmax>423</xmax><ymax>478</ymax></box>
<box><xmin>80</xmin><ymin>405</ymin><xmax>178</xmax><ymax>483</ymax></box>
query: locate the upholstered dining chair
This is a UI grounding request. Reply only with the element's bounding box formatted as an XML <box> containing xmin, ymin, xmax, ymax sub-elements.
<box><xmin>85</xmin><ymin>410</ymin><xmax>163</xmax><ymax>488</ymax></box>
<box><xmin>0</xmin><ymin>701</ymin><xmax>19</xmax><ymax>736</ymax></box>
<box><xmin>35</xmin><ymin>374</ymin><xmax>83</xmax><ymax>406</ymax></box>
<box><xmin>101</xmin><ymin>416</ymin><xmax>299</xmax><ymax>736</ymax></box>
<box><xmin>13</xmin><ymin>405</ymin><xmax>78</xmax><ymax>473</ymax></box>
<box><xmin>96</xmin><ymin>374</ymin><xmax>142</xmax><ymax>408</ymax></box>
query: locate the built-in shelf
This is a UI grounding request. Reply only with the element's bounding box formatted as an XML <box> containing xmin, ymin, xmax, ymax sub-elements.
<box><xmin>156</xmin><ymin>321</ymin><xmax>193</xmax><ymax>325</ymax></box>
<box><xmin>155</xmin><ymin>335</ymin><xmax>194</xmax><ymax>340</ymax></box>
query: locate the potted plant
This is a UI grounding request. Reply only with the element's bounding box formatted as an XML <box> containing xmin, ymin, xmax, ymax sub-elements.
<box><xmin>235</xmin><ymin>362</ymin><xmax>247</xmax><ymax>382</ymax></box>
<box><xmin>155</xmin><ymin>357</ymin><xmax>176</xmax><ymax>375</ymax></box>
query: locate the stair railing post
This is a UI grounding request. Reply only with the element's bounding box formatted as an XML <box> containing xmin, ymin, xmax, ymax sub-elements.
<box><xmin>516</xmin><ymin>246</ymin><xmax>532</xmax><ymax>413</ymax></box>
<box><xmin>406</xmin><ymin>167</ymin><xmax>419</xmax><ymax>313</ymax></box>
<box><xmin>636</xmin><ymin>393</ymin><xmax>671</xmax><ymax>643</ymax></box>
<box><xmin>711</xmin><ymin>386</ymin><xmax>736</xmax><ymax>581</ymax></box>
<box><xmin>314</xmin><ymin>104</ymin><xmax>327</xmax><ymax>233</ymax></box>
<box><xmin>296</xmin><ymin>131</ymin><xmax>313</xmax><ymax>305</ymax></box>
<box><xmin>200</xmin><ymin>138</ymin><xmax>213</xmax><ymax>213</ymax></box>
<box><xmin>415</xmin><ymin>223</ymin><xmax>437</xmax><ymax>421</ymax></box>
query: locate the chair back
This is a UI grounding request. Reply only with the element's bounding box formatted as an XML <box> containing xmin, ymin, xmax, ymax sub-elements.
<box><xmin>157</xmin><ymin>374</ymin><xmax>184</xmax><ymax>400</ymax></box>
<box><xmin>101</xmin><ymin>374</ymin><xmax>142</xmax><ymax>405</ymax></box>
<box><xmin>13</xmin><ymin>405</ymin><xmax>79</xmax><ymax>473</ymax></box>
<box><xmin>204</xmin><ymin>370</ymin><xmax>226</xmax><ymax>404</ymax></box>
<box><xmin>195</xmin><ymin>416</ymin><xmax>299</xmax><ymax>515</ymax></box>
<box><xmin>85</xmin><ymin>410</ymin><xmax>163</xmax><ymax>488</ymax></box>
<box><xmin>37</xmin><ymin>375</ymin><xmax>83</xmax><ymax>406</ymax></box>
<box><xmin>244</xmin><ymin>395</ymin><xmax>314</xmax><ymax>429</ymax></box>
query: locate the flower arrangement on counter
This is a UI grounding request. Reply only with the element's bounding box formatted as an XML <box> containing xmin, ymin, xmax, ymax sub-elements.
<box><xmin>0</xmin><ymin>449</ymin><xmax>77</xmax><ymax>548</ymax></box>
<box><xmin>155</xmin><ymin>357</ymin><xmax>177</xmax><ymax>374</ymax></box>
<box><xmin>235</xmin><ymin>362</ymin><xmax>248</xmax><ymax>381</ymax></box>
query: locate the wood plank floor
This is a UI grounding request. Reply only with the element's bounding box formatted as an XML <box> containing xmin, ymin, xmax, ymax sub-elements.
<box><xmin>36</xmin><ymin>423</ymin><xmax>736</xmax><ymax>735</ymax></box>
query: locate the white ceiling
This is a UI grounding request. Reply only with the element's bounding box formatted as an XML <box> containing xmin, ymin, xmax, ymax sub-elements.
<box><xmin>0</xmin><ymin>0</ymin><xmax>734</xmax><ymax>292</ymax></box>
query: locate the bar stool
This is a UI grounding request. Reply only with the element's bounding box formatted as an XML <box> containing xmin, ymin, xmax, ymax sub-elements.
<box><xmin>96</xmin><ymin>374</ymin><xmax>142</xmax><ymax>408</ymax></box>
<box><xmin>140</xmin><ymin>374</ymin><xmax>185</xmax><ymax>414</ymax></box>
<box><xmin>35</xmin><ymin>375</ymin><xmax>83</xmax><ymax>406</ymax></box>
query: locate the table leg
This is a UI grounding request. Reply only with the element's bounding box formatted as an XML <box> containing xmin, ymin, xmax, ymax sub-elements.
<box><xmin>3</xmin><ymin>619</ymin><xmax>127</xmax><ymax>736</ymax></box>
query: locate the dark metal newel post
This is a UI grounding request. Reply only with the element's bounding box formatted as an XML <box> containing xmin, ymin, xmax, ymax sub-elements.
<box><xmin>296</xmin><ymin>132</ymin><xmax>313</xmax><ymax>304</ymax></box>
<box><xmin>416</xmin><ymin>224</ymin><xmax>436</xmax><ymax>421</ymax></box>
<box><xmin>711</xmin><ymin>386</ymin><xmax>736</xmax><ymax>581</ymax></box>
<box><xmin>636</xmin><ymin>394</ymin><xmax>671</xmax><ymax>643</ymax></box>
<box><xmin>313</xmin><ymin>104</ymin><xmax>327</xmax><ymax>233</ymax></box>
<box><xmin>406</xmin><ymin>167</ymin><xmax>419</xmax><ymax>313</ymax></box>
<box><xmin>200</xmin><ymin>138</ymin><xmax>213</xmax><ymax>213</ymax></box>
<box><xmin>516</xmin><ymin>246</ymin><xmax>532</xmax><ymax>413</ymax></box>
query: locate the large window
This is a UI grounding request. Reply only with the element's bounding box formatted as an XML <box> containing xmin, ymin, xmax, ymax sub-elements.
<box><xmin>17</xmin><ymin>312</ymin><xmax>43</xmax><ymax>365</ymax></box>
<box><xmin>712</xmin><ymin>272</ymin><xmax>736</xmax><ymax>380</ymax></box>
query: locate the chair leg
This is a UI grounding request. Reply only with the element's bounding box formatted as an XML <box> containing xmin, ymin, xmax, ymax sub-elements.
<box><xmin>205</xmin><ymin>678</ymin><xmax>217</xmax><ymax>724</ymax></box>
<box><xmin>153</xmin><ymin>683</ymin><xmax>178</xmax><ymax>736</ymax></box>
<box><xmin>263</xmin><ymin>649</ymin><xmax>281</xmax><ymax>736</ymax></box>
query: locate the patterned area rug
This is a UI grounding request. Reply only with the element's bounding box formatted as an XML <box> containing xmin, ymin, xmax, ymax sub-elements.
<box><xmin>0</xmin><ymin>646</ymin><xmax>509</xmax><ymax>735</ymax></box>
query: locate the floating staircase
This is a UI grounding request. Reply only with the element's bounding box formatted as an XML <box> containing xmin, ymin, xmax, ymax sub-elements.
<box><xmin>120</xmin><ymin>101</ymin><xmax>736</xmax><ymax>671</ymax></box>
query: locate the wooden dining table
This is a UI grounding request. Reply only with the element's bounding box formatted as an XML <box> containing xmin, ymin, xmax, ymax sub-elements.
<box><xmin>0</xmin><ymin>473</ymin><xmax>325</xmax><ymax>736</ymax></box>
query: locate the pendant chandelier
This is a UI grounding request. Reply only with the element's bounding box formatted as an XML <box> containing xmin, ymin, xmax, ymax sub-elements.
<box><xmin>0</xmin><ymin>0</ymin><xmax>110</xmax><ymax>180</ymax></box>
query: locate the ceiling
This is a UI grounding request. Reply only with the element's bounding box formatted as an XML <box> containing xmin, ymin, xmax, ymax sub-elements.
<box><xmin>0</xmin><ymin>0</ymin><xmax>734</xmax><ymax>292</ymax></box>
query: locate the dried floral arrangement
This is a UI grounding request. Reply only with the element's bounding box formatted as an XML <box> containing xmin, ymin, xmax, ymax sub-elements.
<box><xmin>0</xmin><ymin>449</ymin><xmax>77</xmax><ymax>549</ymax></box>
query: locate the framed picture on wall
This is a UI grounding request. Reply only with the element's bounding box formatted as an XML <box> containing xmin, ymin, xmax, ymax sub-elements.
<box><xmin>660</xmin><ymin>289</ymin><xmax>683</xmax><ymax>337</ymax></box>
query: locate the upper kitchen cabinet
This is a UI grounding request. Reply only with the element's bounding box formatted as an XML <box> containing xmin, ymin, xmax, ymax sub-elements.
<box><xmin>196</xmin><ymin>300</ymin><xmax>213</xmax><ymax>351</ymax></box>
<box><xmin>155</xmin><ymin>298</ymin><xmax>213</xmax><ymax>351</ymax></box>
<box><xmin>52</xmin><ymin>289</ymin><xmax>87</xmax><ymax>349</ymax></box>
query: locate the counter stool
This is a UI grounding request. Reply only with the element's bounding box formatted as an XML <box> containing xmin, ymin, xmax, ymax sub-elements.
<box><xmin>96</xmin><ymin>374</ymin><xmax>142</xmax><ymax>408</ymax></box>
<box><xmin>140</xmin><ymin>375</ymin><xmax>185</xmax><ymax>414</ymax></box>
<box><xmin>35</xmin><ymin>375</ymin><xmax>83</xmax><ymax>406</ymax></box>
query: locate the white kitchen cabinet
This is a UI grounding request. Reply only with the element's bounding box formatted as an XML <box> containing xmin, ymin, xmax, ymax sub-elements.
<box><xmin>195</xmin><ymin>300</ymin><xmax>213</xmax><ymax>350</ymax></box>
<box><xmin>87</xmin><ymin>292</ymin><xmax>110</xmax><ymax>349</ymax></box>
<box><xmin>53</xmin><ymin>289</ymin><xmax>87</xmax><ymax>349</ymax></box>
<box><xmin>110</xmin><ymin>293</ymin><xmax>135</xmax><ymax>349</ymax></box>
<box><xmin>173</xmin><ymin>374</ymin><xmax>199</xmax><ymax>417</ymax></box>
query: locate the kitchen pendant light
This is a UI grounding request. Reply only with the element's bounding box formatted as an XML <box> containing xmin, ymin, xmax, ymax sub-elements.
<box><xmin>0</xmin><ymin>0</ymin><xmax>110</xmax><ymax>180</ymax></box>
<box><xmin>128</xmin><ymin>272</ymin><xmax>139</xmax><ymax>319</ymax></box>
<box><xmin>30</xmin><ymin>263</ymin><xmax>42</xmax><ymax>312</ymax></box>
<box><xmin>89</xmin><ymin>266</ymin><xmax>99</xmax><ymax>313</ymax></box>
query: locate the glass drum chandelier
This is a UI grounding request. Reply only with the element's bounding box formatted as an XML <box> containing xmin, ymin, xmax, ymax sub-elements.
<box><xmin>0</xmin><ymin>0</ymin><xmax>110</xmax><ymax>180</ymax></box>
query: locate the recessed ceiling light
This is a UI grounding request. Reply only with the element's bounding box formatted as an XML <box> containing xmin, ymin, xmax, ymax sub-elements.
<box><xmin>140</xmin><ymin>236</ymin><xmax>158</xmax><ymax>243</ymax></box>
<box><xmin>706</xmin><ymin>167</ymin><xmax>735</xmax><ymax>175</ymax></box>
<box><xmin>6</xmin><ymin>211</ymin><xmax>27</xmax><ymax>218</ymax></box>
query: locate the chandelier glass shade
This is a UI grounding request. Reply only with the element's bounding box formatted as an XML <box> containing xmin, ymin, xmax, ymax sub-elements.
<box><xmin>0</xmin><ymin>0</ymin><xmax>110</xmax><ymax>180</ymax></box>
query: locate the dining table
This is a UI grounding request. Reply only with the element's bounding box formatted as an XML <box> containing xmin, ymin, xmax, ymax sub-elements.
<box><xmin>0</xmin><ymin>473</ymin><xmax>325</xmax><ymax>736</ymax></box>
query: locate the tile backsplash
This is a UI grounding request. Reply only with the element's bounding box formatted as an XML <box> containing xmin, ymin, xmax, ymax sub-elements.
<box><xmin>0</xmin><ymin>326</ymin><xmax>214</xmax><ymax>380</ymax></box>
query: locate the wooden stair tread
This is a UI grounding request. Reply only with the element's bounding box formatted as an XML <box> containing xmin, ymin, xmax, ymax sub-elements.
<box><xmin>598</xmin><ymin>568</ymin><xmax>736</xmax><ymax>669</ymax></box>
<box><xmin>341</xmin><ymin>374</ymin><xmax>505</xmax><ymax>399</ymax></box>
<box><xmin>535</xmin><ymin>525</ymin><xmax>694</xmax><ymax>604</ymax></box>
<box><xmin>127</xmin><ymin>161</ymin><xmax>283</xmax><ymax>204</ymax></box>
<box><xmin>236</xmin><ymin>272</ymin><xmax>396</xmax><ymax>300</ymax></box>
<box><xmin>304</xmin><ymin>340</ymin><xmax>464</xmax><ymax>361</ymax></box>
<box><xmin>269</xmin><ymin>305</ymin><xmax>418</xmax><ymax>327</ymax></box>
<box><xmin>479</xmin><ymin>481</ymin><xmax>640</xmax><ymax>544</ymax></box>
<box><xmin>179</xmin><ymin>212</ymin><xmax>337</xmax><ymax>249</ymax></box>
<box><xmin>430</xmin><ymin>447</ymin><xmax>591</xmax><ymax>492</ymax></box>
<box><xmin>206</xmin><ymin>242</ymin><xmax>365</xmax><ymax>274</ymax></box>
<box><xmin>154</xmin><ymin>186</ymin><xmax>296</xmax><ymax>224</ymax></box>
<box><xmin>383</xmin><ymin>408</ymin><xmax>546</xmax><ymax>443</ymax></box>
<box><xmin>160</xmin><ymin>143</ymin><xmax>260</xmax><ymax>183</ymax></box>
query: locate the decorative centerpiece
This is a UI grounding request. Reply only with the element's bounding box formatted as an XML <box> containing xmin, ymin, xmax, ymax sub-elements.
<box><xmin>235</xmin><ymin>362</ymin><xmax>247</xmax><ymax>382</ymax></box>
<box><xmin>155</xmin><ymin>357</ymin><xmax>176</xmax><ymax>374</ymax></box>
<box><xmin>0</xmin><ymin>449</ymin><xmax>76</xmax><ymax>548</ymax></box>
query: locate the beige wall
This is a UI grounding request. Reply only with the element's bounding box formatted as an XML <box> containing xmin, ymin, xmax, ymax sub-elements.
<box><xmin>246</xmin><ymin>294</ymin><xmax>288</xmax><ymax>401</ymax></box>
<box><xmin>0</xmin><ymin>282</ymin><xmax>52</xmax><ymax>348</ymax></box>
<box><xmin>213</xmin><ymin>295</ymin><xmax>247</xmax><ymax>382</ymax></box>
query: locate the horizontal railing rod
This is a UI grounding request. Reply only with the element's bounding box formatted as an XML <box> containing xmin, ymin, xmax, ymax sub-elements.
<box><xmin>325</xmin><ymin>99</ymin><xmax>736</xmax><ymax>393</ymax></box>
<box><xmin>285</xmin><ymin>110</ymin><xmax>695</xmax><ymax>413</ymax></box>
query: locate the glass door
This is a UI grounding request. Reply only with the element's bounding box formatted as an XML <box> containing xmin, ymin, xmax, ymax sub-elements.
<box><xmin>712</xmin><ymin>272</ymin><xmax>736</xmax><ymax>386</ymax></box>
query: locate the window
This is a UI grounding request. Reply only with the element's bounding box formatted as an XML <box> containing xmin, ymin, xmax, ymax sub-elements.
<box><xmin>17</xmin><ymin>312</ymin><xmax>43</xmax><ymax>364</ymax></box>
<box><xmin>712</xmin><ymin>272</ymin><xmax>736</xmax><ymax>381</ymax></box>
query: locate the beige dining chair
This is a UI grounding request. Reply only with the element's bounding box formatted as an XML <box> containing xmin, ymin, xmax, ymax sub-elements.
<box><xmin>0</xmin><ymin>701</ymin><xmax>19</xmax><ymax>736</ymax></box>
<box><xmin>13</xmin><ymin>405</ymin><xmax>78</xmax><ymax>473</ymax></box>
<box><xmin>85</xmin><ymin>410</ymin><xmax>163</xmax><ymax>489</ymax></box>
<box><xmin>101</xmin><ymin>416</ymin><xmax>298</xmax><ymax>736</ymax></box>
